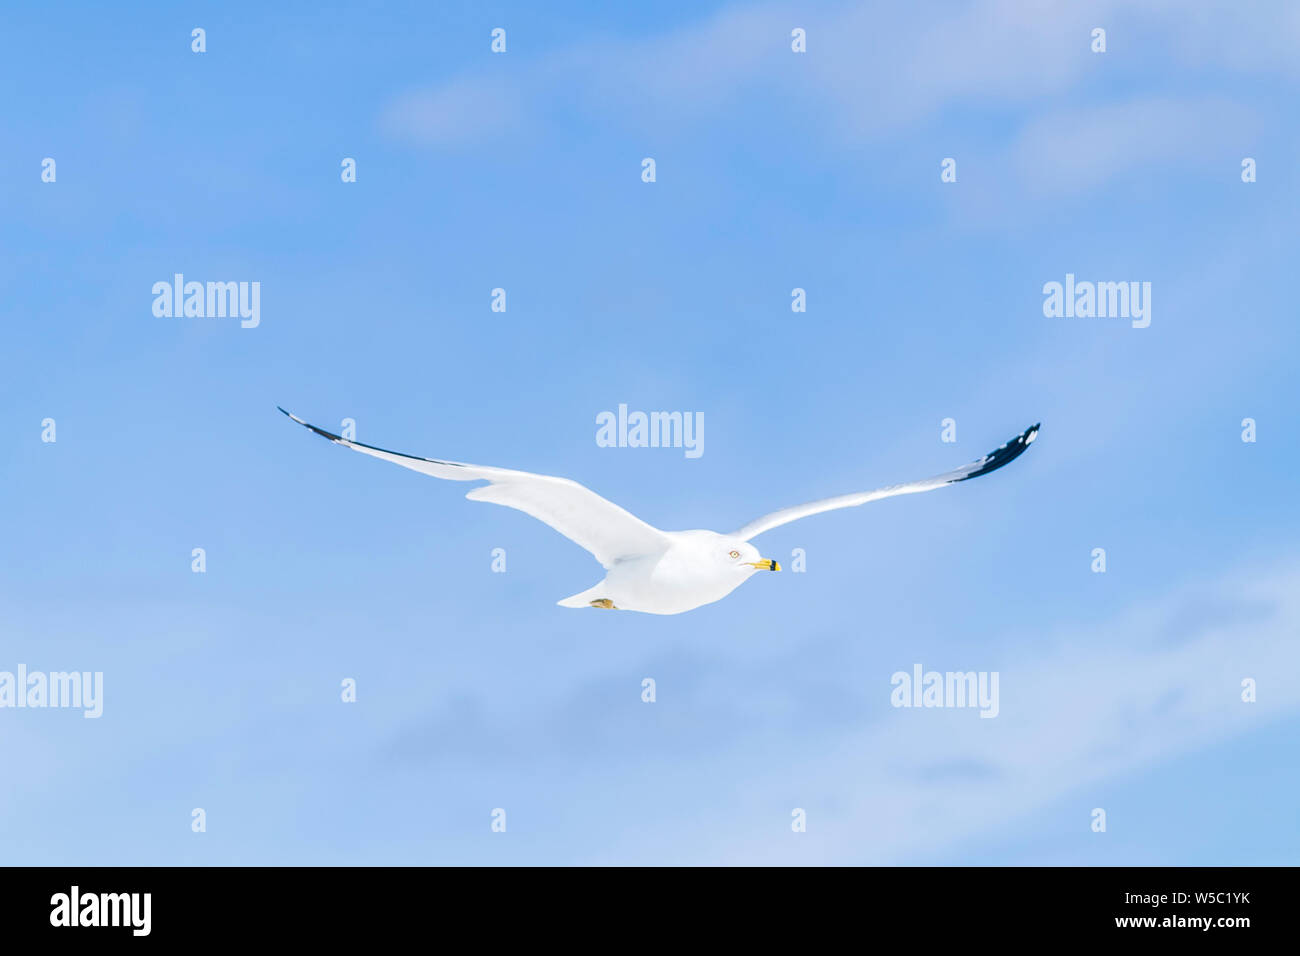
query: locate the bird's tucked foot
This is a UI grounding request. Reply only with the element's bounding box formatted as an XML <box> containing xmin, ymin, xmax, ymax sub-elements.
<box><xmin>589</xmin><ymin>598</ymin><xmax>617</xmax><ymax>609</ymax></box>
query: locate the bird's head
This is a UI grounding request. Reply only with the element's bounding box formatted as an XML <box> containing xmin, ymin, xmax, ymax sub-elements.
<box><xmin>719</xmin><ymin>538</ymin><xmax>781</xmax><ymax>575</ymax></box>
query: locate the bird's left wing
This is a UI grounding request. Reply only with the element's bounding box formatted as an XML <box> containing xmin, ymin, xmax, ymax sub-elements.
<box><xmin>279</xmin><ymin>408</ymin><xmax>671</xmax><ymax>568</ymax></box>
<box><xmin>732</xmin><ymin>423</ymin><xmax>1039</xmax><ymax>541</ymax></box>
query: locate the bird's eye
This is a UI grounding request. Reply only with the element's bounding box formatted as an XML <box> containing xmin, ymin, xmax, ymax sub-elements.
<box><xmin>729</xmin><ymin>550</ymin><xmax>740</xmax><ymax>559</ymax></box>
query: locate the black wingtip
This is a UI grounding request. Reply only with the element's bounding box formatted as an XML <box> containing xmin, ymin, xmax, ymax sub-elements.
<box><xmin>959</xmin><ymin>422</ymin><xmax>1040</xmax><ymax>482</ymax></box>
<box><xmin>277</xmin><ymin>407</ymin><xmax>345</xmax><ymax>443</ymax></box>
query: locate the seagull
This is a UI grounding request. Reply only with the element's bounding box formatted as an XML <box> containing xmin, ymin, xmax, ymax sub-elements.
<box><xmin>279</xmin><ymin>408</ymin><xmax>1039</xmax><ymax>615</ymax></box>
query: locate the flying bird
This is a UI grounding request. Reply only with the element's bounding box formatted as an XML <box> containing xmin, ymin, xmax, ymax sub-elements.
<box><xmin>279</xmin><ymin>408</ymin><xmax>1039</xmax><ymax>615</ymax></box>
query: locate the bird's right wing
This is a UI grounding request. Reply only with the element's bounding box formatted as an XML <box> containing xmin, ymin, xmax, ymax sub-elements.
<box><xmin>279</xmin><ymin>408</ymin><xmax>671</xmax><ymax>568</ymax></box>
<box><xmin>733</xmin><ymin>423</ymin><xmax>1040</xmax><ymax>541</ymax></box>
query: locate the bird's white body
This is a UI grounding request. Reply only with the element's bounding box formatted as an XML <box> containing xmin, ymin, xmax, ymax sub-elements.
<box><xmin>557</xmin><ymin>530</ymin><xmax>767</xmax><ymax>615</ymax></box>
<box><xmin>280</xmin><ymin>408</ymin><xmax>1038</xmax><ymax>615</ymax></box>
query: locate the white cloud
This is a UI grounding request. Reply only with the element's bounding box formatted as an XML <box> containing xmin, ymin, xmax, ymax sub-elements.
<box><xmin>582</xmin><ymin>560</ymin><xmax>1300</xmax><ymax>864</ymax></box>
<box><xmin>378</xmin><ymin>0</ymin><xmax>1295</xmax><ymax>190</ymax></box>
<box><xmin>379</xmin><ymin>76</ymin><xmax>523</xmax><ymax>147</ymax></box>
<box><xmin>1008</xmin><ymin>95</ymin><xmax>1260</xmax><ymax>196</ymax></box>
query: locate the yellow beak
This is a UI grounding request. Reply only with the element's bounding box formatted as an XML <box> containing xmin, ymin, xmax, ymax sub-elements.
<box><xmin>746</xmin><ymin>559</ymin><xmax>781</xmax><ymax>571</ymax></box>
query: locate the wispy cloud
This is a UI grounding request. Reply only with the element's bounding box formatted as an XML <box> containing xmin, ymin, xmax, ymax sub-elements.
<box><xmin>380</xmin><ymin>76</ymin><xmax>523</xmax><ymax>148</ymax></box>
<box><xmin>1007</xmin><ymin>95</ymin><xmax>1261</xmax><ymax>196</ymax></box>
<box><xmin>378</xmin><ymin>0</ymin><xmax>1296</xmax><ymax>192</ymax></box>
<box><xmin>602</xmin><ymin>561</ymin><xmax>1300</xmax><ymax>864</ymax></box>
<box><xmin>385</xmin><ymin>559</ymin><xmax>1300</xmax><ymax>864</ymax></box>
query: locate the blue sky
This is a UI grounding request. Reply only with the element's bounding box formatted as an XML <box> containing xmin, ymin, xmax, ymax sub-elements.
<box><xmin>1</xmin><ymin>0</ymin><xmax>1297</xmax><ymax>865</ymax></box>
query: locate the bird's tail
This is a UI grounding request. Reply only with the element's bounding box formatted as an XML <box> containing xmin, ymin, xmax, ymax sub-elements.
<box><xmin>557</xmin><ymin>581</ymin><xmax>606</xmax><ymax>608</ymax></box>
